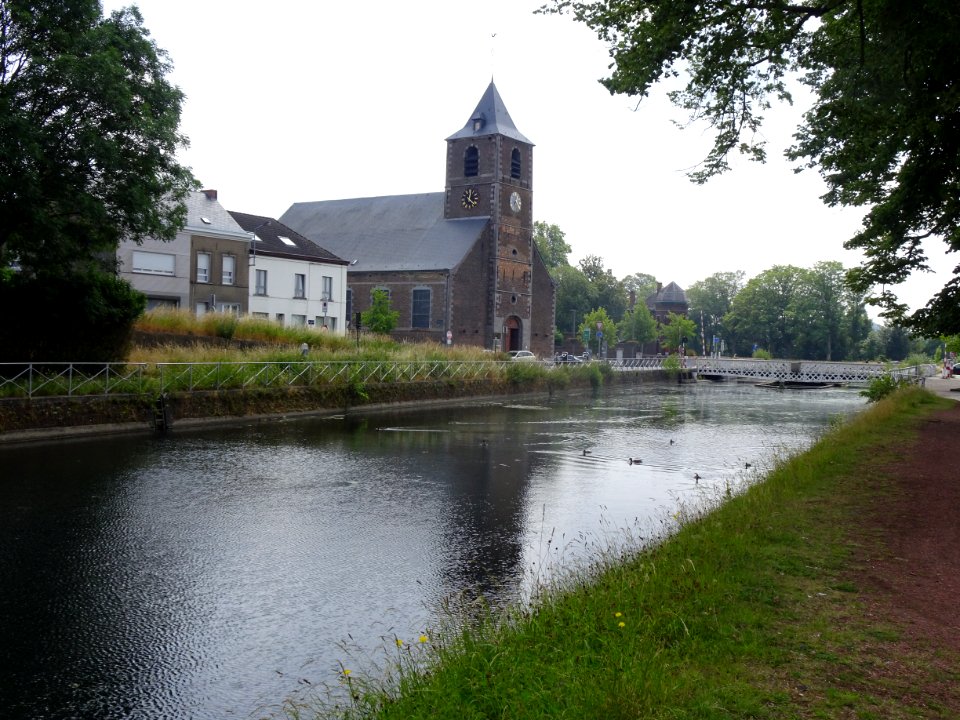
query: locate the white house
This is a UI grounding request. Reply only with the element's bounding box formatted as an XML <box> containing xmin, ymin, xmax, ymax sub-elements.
<box><xmin>118</xmin><ymin>189</ymin><xmax>251</xmax><ymax>313</ymax></box>
<box><xmin>229</xmin><ymin>211</ymin><xmax>350</xmax><ymax>334</ymax></box>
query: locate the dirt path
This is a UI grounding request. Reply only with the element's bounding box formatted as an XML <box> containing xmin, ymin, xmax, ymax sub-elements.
<box><xmin>849</xmin><ymin>400</ymin><xmax>960</xmax><ymax>713</ymax></box>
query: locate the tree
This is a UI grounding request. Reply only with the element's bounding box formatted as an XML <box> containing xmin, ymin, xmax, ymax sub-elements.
<box><xmin>363</xmin><ymin>288</ymin><xmax>399</xmax><ymax>335</ymax></box>
<box><xmin>579</xmin><ymin>308</ymin><xmax>615</xmax><ymax>354</ymax></box>
<box><xmin>1</xmin><ymin>1</ymin><xmax>195</xmax><ymax>275</ymax></box>
<box><xmin>541</xmin><ymin>0</ymin><xmax>960</xmax><ymax>335</ymax></box>
<box><xmin>0</xmin><ymin>0</ymin><xmax>195</xmax><ymax>359</ymax></box>
<box><xmin>619</xmin><ymin>302</ymin><xmax>657</xmax><ymax>346</ymax></box>
<box><xmin>533</xmin><ymin>221</ymin><xmax>572</xmax><ymax>277</ymax></box>
<box><xmin>658</xmin><ymin>312</ymin><xmax>696</xmax><ymax>355</ymax></box>
<box><xmin>621</xmin><ymin>272</ymin><xmax>658</xmax><ymax>302</ymax></box>
<box><xmin>578</xmin><ymin>255</ymin><xmax>627</xmax><ymax>321</ymax></box>
<box><xmin>686</xmin><ymin>271</ymin><xmax>744</xmax><ymax>354</ymax></box>
<box><xmin>554</xmin><ymin>264</ymin><xmax>597</xmax><ymax>335</ymax></box>
<box><xmin>725</xmin><ymin>266</ymin><xmax>805</xmax><ymax>358</ymax></box>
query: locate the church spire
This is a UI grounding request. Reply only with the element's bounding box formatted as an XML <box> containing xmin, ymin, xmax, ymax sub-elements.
<box><xmin>446</xmin><ymin>80</ymin><xmax>533</xmax><ymax>145</ymax></box>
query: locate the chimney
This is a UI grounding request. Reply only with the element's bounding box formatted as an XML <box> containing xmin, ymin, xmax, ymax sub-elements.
<box><xmin>202</xmin><ymin>189</ymin><xmax>218</xmax><ymax>201</ymax></box>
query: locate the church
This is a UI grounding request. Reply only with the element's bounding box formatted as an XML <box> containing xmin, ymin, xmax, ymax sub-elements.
<box><xmin>280</xmin><ymin>81</ymin><xmax>556</xmax><ymax>358</ymax></box>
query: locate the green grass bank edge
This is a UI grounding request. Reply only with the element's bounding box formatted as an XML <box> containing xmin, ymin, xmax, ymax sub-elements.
<box><xmin>278</xmin><ymin>386</ymin><xmax>957</xmax><ymax>720</ymax></box>
<box><xmin>0</xmin><ymin>362</ymin><xmax>678</xmax><ymax>438</ymax></box>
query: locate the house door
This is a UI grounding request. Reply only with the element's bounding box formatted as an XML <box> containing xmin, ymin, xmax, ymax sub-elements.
<box><xmin>503</xmin><ymin>316</ymin><xmax>521</xmax><ymax>352</ymax></box>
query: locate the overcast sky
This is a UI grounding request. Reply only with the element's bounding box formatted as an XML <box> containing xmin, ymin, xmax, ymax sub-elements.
<box><xmin>103</xmin><ymin>0</ymin><xmax>954</xmax><ymax>318</ymax></box>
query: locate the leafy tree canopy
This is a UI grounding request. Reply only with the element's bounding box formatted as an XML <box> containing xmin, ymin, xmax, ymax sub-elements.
<box><xmin>621</xmin><ymin>272</ymin><xmax>658</xmax><ymax>300</ymax></box>
<box><xmin>619</xmin><ymin>302</ymin><xmax>657</xmax><ymax>345</ymax></box>
<box><xmin>0</xmin><ymin>0</ymin><xmax>196</xmax><ymax>277</ymax></box>
<box><xmin>658</xmin><ymin>312</ymin><xmax>697</xmax><ymax>354</ymax></box>
<box><xmin>533</xmin><ymin>221</ymin><xmax>572</xmax><ymax>276</ymax></box>
<box><xmin>363</xmin><ymin>288</ymin><xmax>399</xmax><ymax>335</ymax></box>
<box><xmin>578</xmin><ymin>255</ymin><xmax>627</xmax><ymax>320</ymax></box>
<box><xmin>579</xmin><ymin>307</ymin><xmax>616</xmax><ymax>353</ymax></box>
<box><xmin>540</xmin><ymin>0</ymin><xmax>960</xmax><ymax>335</ymax></box>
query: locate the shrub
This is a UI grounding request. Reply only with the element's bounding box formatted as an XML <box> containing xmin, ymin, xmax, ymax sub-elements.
<box><xmin>0</xmin><ymin>270</ymin><xmax>145</xmax><ymax>362</ymax></box>
<box><xmin>860</xmin><ymin>374</ymin><xmax>912</xmax><ymax>402</ymax></box>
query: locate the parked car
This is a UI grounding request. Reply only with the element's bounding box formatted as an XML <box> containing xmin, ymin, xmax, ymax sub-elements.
<box><xmin>508</xmin><ymin>350</ymin><xmax>537</xmax><ymax>361</ymax></box>
<box><xmin>554</xmin><ymin>352</ymin><xmax>583</xmax><ymax>364</ymax></box>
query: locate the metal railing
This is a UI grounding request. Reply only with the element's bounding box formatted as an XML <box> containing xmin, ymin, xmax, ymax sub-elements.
<box><xmin>0</xmin><ymin>360</ymin><xmax>523</xmax><ymax>398</ymax></box>
<box><xmin>0</xmin><ymin>363</ymin><xmax>147</xmax><ymax>398</ymax></box>
<box><xmin>1</xmin><ymin>358</ymin><xmax>932</xmax><ymax>399</ymax></box>
<box><xmin>153</xmin><ymin>360</ymin><xmax>511</xmax><ymax>392</ymax></box>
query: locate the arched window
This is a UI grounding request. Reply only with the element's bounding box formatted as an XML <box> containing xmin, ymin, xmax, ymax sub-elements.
<box><xmin>464</xmin><ymin>147</ymin><xmax>479</xmax><ymax>177</ymax></box>
<box><xmin>510</xmin><ymin>148</ymin><xmax>521</xmax><ymax>179</ymax></box>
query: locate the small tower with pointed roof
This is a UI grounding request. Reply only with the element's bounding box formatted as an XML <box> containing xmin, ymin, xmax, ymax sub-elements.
<box><xmin>445</xmin><ymin>81</ymin><xmax>536</xmax><ymax>352</ymax></box>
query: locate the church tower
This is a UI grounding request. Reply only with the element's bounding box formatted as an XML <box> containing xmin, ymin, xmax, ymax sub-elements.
<box><xmin>445</xmin><ymin>81</ymin><xmax>535</xmax><ymax>353</ymax></box>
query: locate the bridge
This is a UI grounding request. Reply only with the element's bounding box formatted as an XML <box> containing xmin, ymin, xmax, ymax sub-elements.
<box><xmin>609</xmin><ymin>357</ymin><xmax>936</xmax><ymax>386</ymax></box>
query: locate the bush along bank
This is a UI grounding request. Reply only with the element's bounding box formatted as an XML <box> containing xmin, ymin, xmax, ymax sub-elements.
<box><xmin>0</xmin><ymin>363</ymin><xmax>675</xmax><ymax>440</ymax></box>
<box><xmin>277</xmin><ymin>386</ymin><xmax>956</xmax><ymax>720</ymax></box>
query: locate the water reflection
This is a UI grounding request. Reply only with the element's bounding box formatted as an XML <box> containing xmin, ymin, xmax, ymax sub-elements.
<box><xmin>0</xmin><ymin>383</ymin><xmax>865</xmax><ymax>719</ymax></box>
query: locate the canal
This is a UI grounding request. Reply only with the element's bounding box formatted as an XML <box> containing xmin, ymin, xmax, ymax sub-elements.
<box><xmin>0</xmin><ymin>382</ymin><xmax>866</xmax><ymax>719</ymax></box>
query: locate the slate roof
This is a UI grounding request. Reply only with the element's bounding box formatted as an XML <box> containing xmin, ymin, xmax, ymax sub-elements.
<box><xmin>228</xmin><ymin>210</ymin><xmax>348</xmax><ymax>265</ymax></box>
<box><xmin>184</xmin><ymin>191</ymin><xmax>248</xmax><ymax>239</ymax></box>
<box><xmin>446</xmin><ymin>80</ymin><xmax>533</xmax><ymax>145</ymax></box>
<box><xmin>280</xmin><ymin>193</ymin><xmax>490</xmax><ymax>272</ymax></box>
<box><xmin>647</xmin><ymin>281</ymin><xmax>688</xmax><ymax>306</ymax></box>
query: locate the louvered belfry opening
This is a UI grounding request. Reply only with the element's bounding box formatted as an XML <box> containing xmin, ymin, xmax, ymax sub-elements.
<box><xmin>464</xmin><ymin>146</ymin><xmax>479</xmax><ymax>177</ymax></box>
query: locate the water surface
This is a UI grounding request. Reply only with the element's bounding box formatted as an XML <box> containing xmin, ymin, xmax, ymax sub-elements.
<box><xmin>0</xmin><ymin>383</ymin><xmax>865</xmax><ymax>718</ymax></box>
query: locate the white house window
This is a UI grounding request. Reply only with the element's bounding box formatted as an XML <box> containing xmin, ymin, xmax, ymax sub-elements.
<box><xmin>291</xmin><ymin>314</ymin><xmax>307</xmax><ymax>326</ymax></box>
<box><xmin>196</xmin><ymin>252</ymin><xmax>210</xmax><ymax>283</ymax></box>
<box><xmin>219</xmin><ymin>303</ymin><xmax>241</xmax><ymax>315</ymax></box>
<box><xmin>255</xmin><ymin>269</ymin><xmax>267</xmax><ymax>295</ymax></box>
<box><xmin>316</xmin><ymin>316</ymin><xmax>336</xmax><ymax>331</ymax></box>
<box><xmin>222</xmin><ymin>255</ymin><xmax>235</xmax><ymax>286</ymax></box>
<box><xmin>132</xmin><ymin>251</ymin><xmax>175</xmax><ymax>276</ymax></box>
<box><xmin>294</xmin><ymin>273</ymin><xmax>306</xmax><ymax>298</ymax></box>
<box><xmin>321</xmin><ymin>275</ymin><xmax>333</xmax><ymax>301</ymax></box>
<box><xmin>252</xmin><ymin>312</ymin><xmax>269</xmax><ymax>319</ymax></box>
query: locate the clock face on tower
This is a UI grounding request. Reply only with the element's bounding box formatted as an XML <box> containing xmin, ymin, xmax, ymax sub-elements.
<box><xmin>461</xmin><ymin>188</ymin><xmax>480</xmax><ymax>209</ymax></box>
<box><xmin>509</xmin><ymin>191</ymin><xmax>522</xmax><ymax>213</ymax></box>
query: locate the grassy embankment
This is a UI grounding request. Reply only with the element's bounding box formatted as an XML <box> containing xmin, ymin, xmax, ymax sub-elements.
<box><xmin>278</xmin><ymin>386</ymin><xmax>957</xmax><ymax>720</ymax></box>
<box><xmin>0</xmin><ymin>310</ymin><xmax>616</xmax><ymax>431</ymax></box>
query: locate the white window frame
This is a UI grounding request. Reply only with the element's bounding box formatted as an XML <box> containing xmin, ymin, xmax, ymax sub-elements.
<box><xmin>321</xmin><ymin>275</ymin><xmax>333</xmax><ymax>301</ymax></box>
<box><xmin>255</xmin><ymin>269</ymin><xmax>268</xmax><ymax>296</ymax></box>
<box><xmin>294</xmin><ymin>273</ymin><xmax>306</xmax><ymax>299</ymax></box>
<box><xmin>196</xmin><ymin>252</ymin><xmax>211</xmax><ymax>283</ymax></box>
<box><xmin>131</xmin><ymin>251</ymin><xmax>175</xmax><ymax>276</ymax></box>
<box><xmin>222</xmin><ymin>255</ymin><xmax>235</xmax><ymax>286</ymax></box>
<box><xmin>291</xmin><ymin>314</ymin><xmax>307</xmax><ymax>326</ymax></box>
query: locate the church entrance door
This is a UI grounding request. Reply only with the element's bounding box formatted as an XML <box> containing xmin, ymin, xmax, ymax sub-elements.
<box><xmin>503</xmin><ymin>316</ymin><xmax>521</xmax><ymax>353</ymax></box>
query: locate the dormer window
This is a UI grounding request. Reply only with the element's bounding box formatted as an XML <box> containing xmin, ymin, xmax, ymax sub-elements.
<box><xmin>511</xmin><ymin>148</ymin><xmax>521</xmax><ymax>179</ymax></box>
<box><xmin>464</xmin><ymin>146</ymin><xmax>479</xmax><ymax>177</ymax></box>
<box><xmin>471</xmin><ymin>112</ymin><xmax>485</xmax><ymax>132</ymax></box>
